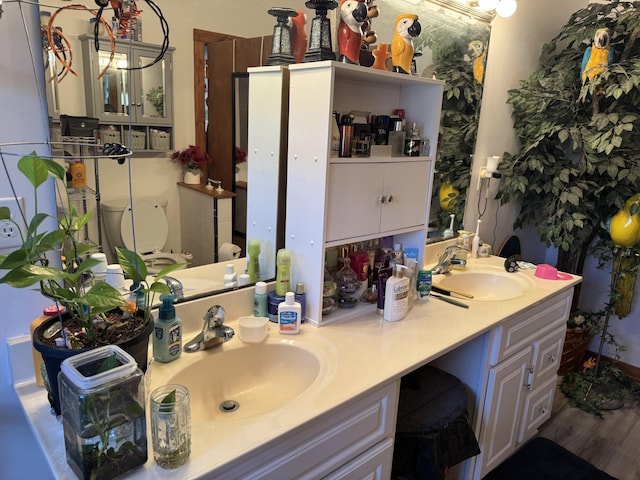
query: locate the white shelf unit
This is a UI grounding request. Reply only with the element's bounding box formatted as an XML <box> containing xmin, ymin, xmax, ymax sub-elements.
<box><xmin>284</xmin><ymin>61</ymin><xmax>444</xmax><ymax>326</ymax></box>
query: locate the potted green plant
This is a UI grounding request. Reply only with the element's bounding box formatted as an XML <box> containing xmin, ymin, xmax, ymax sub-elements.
<box><xmin>0</xmin><ymin>152</ymin><xmax>184</xmax><ymax>414</ymax></box>
<box><xmin>497</xmin><ymin>0</ymin><xmax>640</xmax><ymax>276</ymax></box>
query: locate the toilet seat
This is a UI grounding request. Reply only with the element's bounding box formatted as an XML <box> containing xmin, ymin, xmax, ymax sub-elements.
<box><xmin>120</xmin><ymin>199</ymin><xmax>169</xmax><ymax>254</ymax></box>
<box><xmin>142</xmin><ymin>251</ymin><xmax>187</xmax><ymax>275</ymax></box>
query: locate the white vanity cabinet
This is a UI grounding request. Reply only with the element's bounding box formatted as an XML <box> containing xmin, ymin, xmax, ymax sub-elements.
<box><xmin>284</xmin><ymin>61</ymin><xmax>443</xmax><ymax>325</ymax></box>
<box><xmin>473</xmin><ymin>289</ymin><xmax>571</xmax><ymax>479</ymax></box>
<box><xmin>212</xmin><ymin>380</ymin><xmax>399</xmax><ymax>479</ymax></box>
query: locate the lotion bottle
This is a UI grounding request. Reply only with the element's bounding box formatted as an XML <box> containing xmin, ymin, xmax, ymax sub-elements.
<box><xmin>247</xmin><ymin>238</ymin><xmax>261</xmax><ymax>283</ymax></box>
<box><xmin>224</xmin><ymin>264</ymin><xmax>238</xmax><ymax>289</ymax></box>
<box><xmin>275</xmin><ymin>248</ymin><xmax>291</xmax><ymax>296</ymax></box>
<box><xmin>254</xmin><ymin>281</ymin><xmax>268</xmax><ymax>317</ymax></box>
<box><xmin>383</xmin><ymin>264</ymin><xmax>410</xmax><ymax>322</ymax></box>
<box><xmin>278</xmin><ymin>292</ymin><xmax>301</xmax><ymax>334</ymax></box>
<box><xmin>153</xmin><ymin>294</ymin><xmax>182</xmax><ymax>362</ymax></box>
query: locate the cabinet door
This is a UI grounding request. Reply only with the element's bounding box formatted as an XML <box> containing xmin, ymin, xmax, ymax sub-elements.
<box><xmin>134</xmin><ymin>48</ymin><xmax>173</xmax><ymax>125</ymax></box>
<box><xmin>518</xmin><ymin>376</ymin><xmax>557</xmax><ymax>443</ymax></box>
<box><xmin>95</xmin><ymin>49</ymin><xmax>131</xmax><ymax>122</ymax></box>
<box><xmin>323</xmin><ymin>438</ymin><xmax>394</xmax><ymax>480</ymax></box>
<box><xmin>326</xmin><ymin>163</ymin><xmax>385</xmax><ymax>242</ymax></box>
<box><xmin>478</xmin><ymin>346</ymin><xmax>532</xmax><ymax>478</ymax></box>
<box><xmin>380</xmin><ymin>161</ymin><xmax>429</xmax><ymax>233</ymax></box>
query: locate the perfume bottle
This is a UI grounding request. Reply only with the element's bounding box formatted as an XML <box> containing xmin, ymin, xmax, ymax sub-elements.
<box><xmin>388</xmin><ymin>116</ymin><xmax>406</xmax><ymax>156</ymax></box>
<box><xmin>335</xmin><ymin>257</ymin><xmax>360</xmax><ymax>308</ymax></box>
<box><xmin>404</xmin><ymin>122</ymin><xmax>421</xmax><ymax>157</ymax></box>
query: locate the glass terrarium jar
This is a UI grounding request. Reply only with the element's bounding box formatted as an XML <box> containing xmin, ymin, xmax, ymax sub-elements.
<box><xmin>58</xmin><ymin>345</ymin><xmax>147</xmax><ymax>480</ymax></box>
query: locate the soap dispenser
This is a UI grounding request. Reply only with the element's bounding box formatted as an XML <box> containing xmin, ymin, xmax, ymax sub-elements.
<box><xmin>153</xmin><ymin>294</ymin><xmax>182</xmax><ymax>363</ymax></box>
<box><xmin>224</xmin><ymin>264</ymin><xmax>238</xmax><ymax>289</ymax></box>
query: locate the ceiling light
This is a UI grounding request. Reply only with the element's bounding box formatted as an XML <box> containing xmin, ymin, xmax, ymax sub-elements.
<box><xmin>496</xmin><ymin>0</ymin><xmax>517</xmax><ymax>18</ymax></box>
<box><xmin>478</xmin><ymin>0</ymin><xmax>499</xmax><ymax>10</ymax></box>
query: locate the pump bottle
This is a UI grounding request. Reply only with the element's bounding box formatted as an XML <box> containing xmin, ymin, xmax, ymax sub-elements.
<box><xmin>153</xmin><ymin>294</ymin><xmax>182</xmax><ymax>362</ymax></box>
<box><xmin>383</xmin><ymin>264</ymin><xmax>410</xmax><ymax>322</ymax></box>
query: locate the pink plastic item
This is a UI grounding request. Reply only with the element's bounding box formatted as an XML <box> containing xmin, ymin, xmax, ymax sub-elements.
<box><xmin>535</xmin><ymin>264</ymin><xmax>573</xmax><ymax>280</ymax></box>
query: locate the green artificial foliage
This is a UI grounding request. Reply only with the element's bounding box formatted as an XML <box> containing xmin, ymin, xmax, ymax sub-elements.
<box><xmin>497</xmin><ymin>0</ymin><xmax>640</xmax><ymax>273</ymax></box>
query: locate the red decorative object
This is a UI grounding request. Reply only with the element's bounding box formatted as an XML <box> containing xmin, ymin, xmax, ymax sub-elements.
<box><xmin>235</xmin><ymin>146</ymin><xmax>247</xmax><ymax>164</ymax></box>
<box><xmin>171</xmin><ymin>145</ymin><xmax>210</xmax><ymax>171</ymax></box>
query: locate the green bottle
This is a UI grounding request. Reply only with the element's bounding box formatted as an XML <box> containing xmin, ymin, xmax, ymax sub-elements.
<box><xmin>248</xmin><ymin>238</ymin><xmax>261</xmax><ymax>283</ymax></box>
<box><xmin>276</xmin><ymin>248</ymin><xmax>291</xmax><ymax>296</ymax></box>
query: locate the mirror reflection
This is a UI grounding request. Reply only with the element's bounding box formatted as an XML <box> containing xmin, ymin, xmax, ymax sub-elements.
<box><xmin>39</xmin><ymin>0</ymin><xmax>491</xmax><ymax>302</ymax></box>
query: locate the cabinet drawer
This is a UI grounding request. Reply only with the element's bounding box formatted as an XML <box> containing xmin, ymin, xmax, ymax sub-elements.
<box><xmin>518</xmin><ymin>376</ymin><xmax>557</xmax><ymax>443</ymax></box>
<box><xmin>216</xmin><ymin>380</ymin><xmax>399</xmax><ymax>479</ymax></box>
<box><xmin>489</xmin><ymin>291</ymin><xmax>571</xmax><ymax>366</ymax></box>
<box><xmin>323</xmin><ymin>438</ymin><xmax>394</xmax><ymax>480</ymax></box>
<box><xmin>532</xmin><ymin>325</ymin><xmax>566</xmax><ymax>385</ymax></box>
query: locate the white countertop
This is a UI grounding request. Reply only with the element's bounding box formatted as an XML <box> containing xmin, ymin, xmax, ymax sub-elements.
<box><xmin>11</xmin><ymin>256</ymin><xmax>581</xmax><ymax>479</ymax></box>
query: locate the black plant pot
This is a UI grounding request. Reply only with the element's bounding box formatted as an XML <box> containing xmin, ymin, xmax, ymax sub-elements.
<box><xmin>33</xmin><ymin>312</ymin><xmax>153</xmax><ymax>415</ymax></box>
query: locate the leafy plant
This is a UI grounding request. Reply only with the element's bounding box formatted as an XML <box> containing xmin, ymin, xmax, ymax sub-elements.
<box><xmin>145</xmin><ymin>86</ymin><xmax>164</xmax><ymax>117</ymax></box>
<box><xmin>418</xmin><ymin>23</ymin><xmax>488</xmax><ymax>230</ymax></box>
<box><xmin>0</xmin><ymin>152</ymin><xmax>183</xmax><ymax>345</ymax></box>
<box><xmin>497</xmin><ymin>0</ymin><xmax>640</xmax><ymax>274</ymax></box>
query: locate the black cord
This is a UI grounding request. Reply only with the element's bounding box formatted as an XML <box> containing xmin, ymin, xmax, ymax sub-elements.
<box><xmin>123</xmin><ymin>0</ymin><xmax>170</xmax><ymax>71</ymax></box>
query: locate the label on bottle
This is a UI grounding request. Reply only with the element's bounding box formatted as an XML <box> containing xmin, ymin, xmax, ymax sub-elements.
<box><xmin>404</xmin><ymin>137</ymin><xmax>421</xmax><ymax>157</ymax></box>
<box><xmin>167</xmin><ymin>324</ymin><xmax>181</xmax><ymax>357</ymax></box>
<box><xmin>279</xmin><ymin>310</ymin><xmax>299</xmax><ymax>333</ymax></box>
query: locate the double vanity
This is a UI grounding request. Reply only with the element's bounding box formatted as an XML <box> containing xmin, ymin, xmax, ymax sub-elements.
<box><xmin>10</xmin><ymin>254</ymin><xmax>580</xmax><ymax>479</ymax></box>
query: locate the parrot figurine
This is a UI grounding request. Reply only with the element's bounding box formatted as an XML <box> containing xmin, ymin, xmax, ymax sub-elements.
<box><xmin>465</xmin><ymin>40</ymin><xmax>487</xmax><ymax>85</ymax></box>
<box><xmin>338</xmin><ymin>0</ymin><xmax>368</xmax><ymax>65</ymax></box>
<box><xmin>391</xmin><ymin>14</ymin><xmax>421</xmax><ymax>74</ymax></box>
<box><xmin>581</xmin><ymin>28</ymin><xmax>614</xmax><ymax>85</ymax></box>
<box><xmin>290</xmin><ymin>9</ymin><xmax>308</xmax><ymax>64</ymax></box>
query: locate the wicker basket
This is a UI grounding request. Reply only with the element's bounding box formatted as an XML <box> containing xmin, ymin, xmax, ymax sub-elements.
<box><xmin>558</xmin><ymin>328</ymin><xmax>591</xmax><ymax>375</ymax></box>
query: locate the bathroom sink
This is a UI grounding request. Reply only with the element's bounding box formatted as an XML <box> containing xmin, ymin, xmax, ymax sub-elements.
<box><xmin>155</xmin><ymin>333</ymin><xmax>339</xmax><ymax>423</ymax></box>
<box><xmin>434</xmin><ymin>265</ymin><xmax>536</xmax><ymax>301</ymax></box>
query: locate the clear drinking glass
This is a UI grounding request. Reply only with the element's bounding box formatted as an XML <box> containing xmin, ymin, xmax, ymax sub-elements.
<box><xmin>150</xmin><ymin>384</ymin><xmax>191</xmax><ymax>469</ymax></box>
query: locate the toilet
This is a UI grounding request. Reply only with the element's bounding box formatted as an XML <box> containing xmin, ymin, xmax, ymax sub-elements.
<box><xmin>101</xmin><ymin>197</ymin><xmax>188</xmax><ymax>274</ymax></box>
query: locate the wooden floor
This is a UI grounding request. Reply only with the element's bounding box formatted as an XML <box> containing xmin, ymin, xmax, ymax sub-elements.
<box><xmin>536</xmin><ymin>386</ymin><xmax>640</xmax><ymax>479</ymax></box>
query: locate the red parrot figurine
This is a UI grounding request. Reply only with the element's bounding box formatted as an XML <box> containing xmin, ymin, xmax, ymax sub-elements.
<box><xmin>290</xmin><ymin>9</ymin><xmax>308</xmax><ymax>64</ymax></box>
<box><xmin>338</xmin><ymin>0</ymin><xmax>368</xmax><ymax>65</ymax></box>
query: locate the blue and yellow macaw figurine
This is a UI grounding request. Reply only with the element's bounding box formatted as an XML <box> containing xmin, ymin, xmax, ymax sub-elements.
<box><xmin>465</xmin><ymin>40</ymin><xmax>487</xmax><ymax>85</ymax></box>
<box><xmin>391</xmin><ymin>13</ymin><xmax>421</xmax><ymax>74</ymax></box>
<box><xmin>581</xmin><ymin>28</ymin><xmax>614</xmax><ymax>85</ymax></box>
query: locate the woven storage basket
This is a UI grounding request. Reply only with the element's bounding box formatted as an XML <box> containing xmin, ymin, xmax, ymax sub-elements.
<box><xmin>150</xmin><ymin>130</ymin><xmax>170</xmax><ymax>150</ymax></box>
<box><xmin>558</xmin><ymin>328</ymin><xmax>590</xmax><ymax>375</ymax></box>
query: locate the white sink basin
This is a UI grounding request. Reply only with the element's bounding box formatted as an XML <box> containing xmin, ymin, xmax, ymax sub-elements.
<box><xmin>434</xmin><ymin>265</ymin><xmax>536</xmax><ymax>301</ymax></box>
<box><xmin>152</xmin><ymin>332</ymin><xmax>339</xmax><ymax>423</ymax></box>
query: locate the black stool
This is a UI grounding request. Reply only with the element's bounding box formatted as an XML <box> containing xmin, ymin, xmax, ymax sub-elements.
<box><xmin>392</xmin><ymin>366</ymin><xmax>481</xmax><ymax>480</ymax></box>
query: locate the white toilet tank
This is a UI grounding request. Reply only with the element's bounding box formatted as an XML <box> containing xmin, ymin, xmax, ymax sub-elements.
<box><xmin>101</xmin><ymin>197</ymin><xmax>169</xmax><ymax>263</ymax></box>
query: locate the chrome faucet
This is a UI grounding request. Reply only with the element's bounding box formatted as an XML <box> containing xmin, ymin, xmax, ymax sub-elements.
<box><xmin>431</xmin><ymin>246</ymin><xmax>468</xmax><ymax>274</ymax></box>
<box><xmin>183</xmin><ymin>305</ymin><xmax>234</xmax><ymax>352</ymax></box>
<box><xmin>163</xmin><ymin>276</ymin><xmax>184</xmax><ymax>301</ymax></box>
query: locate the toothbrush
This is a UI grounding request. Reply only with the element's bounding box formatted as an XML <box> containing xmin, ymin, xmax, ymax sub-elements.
<box><xmin>471</xmin><ymin>219</ymin><xmax>481</xmax><ymax>258</ymax></box>
<box><xmin>443</xmin><ymin>214</ymin><xmax>455</xmax><ymax>239</ymax></box>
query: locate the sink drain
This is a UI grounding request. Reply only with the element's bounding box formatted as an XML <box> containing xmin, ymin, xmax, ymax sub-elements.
<box><xmin>219</xmin><ymin>400</ymin><xmax>239</xmax><ymax>413</ymax></box>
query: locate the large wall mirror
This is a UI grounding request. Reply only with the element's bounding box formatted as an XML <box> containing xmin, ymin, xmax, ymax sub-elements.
<box><xmin>38</xmin><ymin>0</ymin><xmax>491</xmax><ymax>303</ymax></box>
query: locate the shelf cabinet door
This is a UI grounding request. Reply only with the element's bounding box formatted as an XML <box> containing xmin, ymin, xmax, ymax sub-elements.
<box><xmin>326</xmin><ymin>163</ymin><xmax>385</xmax><ymax>242</ymax></box>
<box><xmin>132</xmin><ymin>47</ymin><xmax>173</xmax><ymax>125</ymax></box>
<box><xmin>380</xmin><ymin>160</ymin><xmax>429</xmax><ymax>233</ymax></box>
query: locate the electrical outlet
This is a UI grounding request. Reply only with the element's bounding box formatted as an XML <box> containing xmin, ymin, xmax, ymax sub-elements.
<box><xmin>0</xmin><ymin>196</ymin><xmax>26</xmax><ymax>251</ymax></box>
